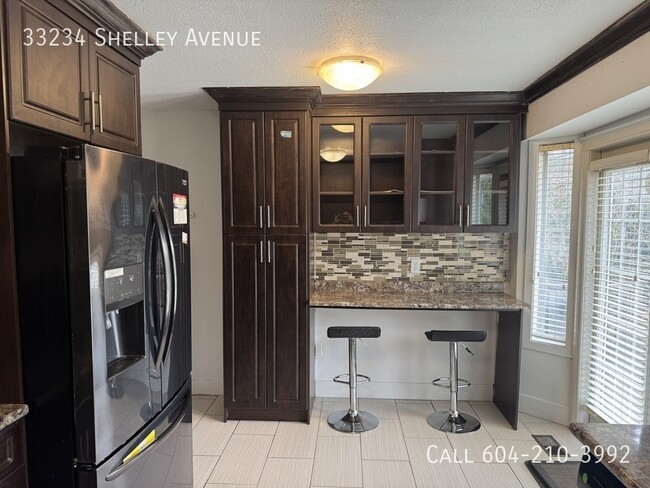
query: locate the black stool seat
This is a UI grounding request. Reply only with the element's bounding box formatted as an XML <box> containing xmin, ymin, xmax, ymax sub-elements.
<box><xmin>425</xmin><ymin>330</ymin><xmax>486</xmax><ymax>343</ymax></box>
<box><xmin>328</xmin><ymin>326</ymin><xmax>381</xmax><ymax>339</ymax></box>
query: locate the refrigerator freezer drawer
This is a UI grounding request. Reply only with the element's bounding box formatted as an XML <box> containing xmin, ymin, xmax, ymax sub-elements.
<box><xmin>76</xmin><ymin>378</ymin><xmax>193</xmax><ymax>488</ymax></box>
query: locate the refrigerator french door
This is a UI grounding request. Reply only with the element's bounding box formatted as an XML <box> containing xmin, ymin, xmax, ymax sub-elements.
<box><xmin>12</xmin><ymin>145</ymin><xmax>192</xmax><ymax>487</ymax></box>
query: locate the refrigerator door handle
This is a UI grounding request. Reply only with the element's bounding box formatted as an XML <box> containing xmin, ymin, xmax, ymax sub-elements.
<box><xmin>155</xmin><ymin>198</ymin><xmax>178</xmax><ymax>369</ymax></box>
<box><xmin>145</xmin><ymin>198</ymin><xmax>160</xmax><ymax>355</ymax></box>
<box><xmin>104</xmin><ymin>384</ymin><xmax>190</xmax><ymax>482</ymax></box>
<box><xmin>152</xmin><ymin>199</ymin><xmax>175</xmax><ymax>371</ymax></box>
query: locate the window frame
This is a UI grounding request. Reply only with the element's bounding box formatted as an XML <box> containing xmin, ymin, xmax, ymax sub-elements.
<box><xmin>522</xmin><ymin>138</ymin><xmax>581</xmax><ymax>359</ymax></box>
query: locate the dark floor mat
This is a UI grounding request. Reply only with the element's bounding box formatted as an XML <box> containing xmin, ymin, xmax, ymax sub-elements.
<box><xmin>526</xmin><ymin>460</ymin><xmax>581</xmax><ymax>488</ymax></box>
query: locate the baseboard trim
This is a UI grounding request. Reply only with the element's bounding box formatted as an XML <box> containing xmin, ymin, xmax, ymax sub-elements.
<box><xmin>192</xmin><ymin>377</ymin><xmax>222</xmax><ymax>395</ymax></box>
<box><xmin>315</xmin><ymin>380</ymin><xmax>494</xmax><ymax>401</ymax></box>
<box><xmin>519</xmin><ymin>393</ymin><xmax>570</xmax><ymax>426</ymax></box>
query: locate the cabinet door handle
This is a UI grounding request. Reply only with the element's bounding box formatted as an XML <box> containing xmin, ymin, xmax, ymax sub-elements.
<box><xmin>98</xmin><ymin>94</ymin><xmax>104</xmax><ymax>133</ymax></box>
<box><xmin>466</xmin><ymin>205</ymin><xmax>470</xmax><ymax>228</ymax></box>
<box><xmin>356</xmin><ymin>206</ymin><xmax>360</xmax><ymax>227</ymax></box>
<box><xmin>87</xmin><ymin>91</ymin><xmax>96</xmax><ymax>133</ymax></box>
<box><xmin>259</xmin><ymin>206</ymin><xmax>263</xmax><ymax>228</ymax></box>
<box><xmin>267</xmin><ymin>240</ymin><xmax>271</xmax><ymax>263</ymax></box>
<box><xmin>267</xmin><ymin>205</ymin><xmax>271</xmax><ymax>228</ymax></box>
<box><xmin>364</xmin><ymin>206</ymin><xmax>368</xmax><ymax>227</ymax></box>
<box><xmin>260</xmin><ymin>241</ymin><xmax>264</xmax><ymax>263</ymax></box>
<box><xmin>459</xmin><ymin>205</ymin><xmax>463</xmax><ymax>228</ymax></box>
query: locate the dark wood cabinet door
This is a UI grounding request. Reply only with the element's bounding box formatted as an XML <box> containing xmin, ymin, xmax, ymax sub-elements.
<box><xmin>89</xmin><ymin>42</ymin><xmax>141</xmax><ymax>154</ymax></box>
<box><xmin>7</xmin><ymin>0</ymin><xmax>90</xmax><ymax>140</ymax></box>
<box><xmin>265</xmin><ymin>235</ymin><xmax>307</xmax><ymax>411</ymax></box>
<box><xmin>264</xmin><ymin>112</ymin><xmax>307</xmax><ymax>234</ymax></box>
<box><xmin>362</xmin><ymin>116</ymin><xmax>413</xmax><ymax>233</ymax></box>
<box><xmin>412</xmin><ymin>115</ymin><xmax>466</xmax><ymax>232</ymax></box>
<box><xmin>464</xmin><ymin>114</ymin><xmax>520</xmax><ymax>232</ymax></box>
<box><xmin>312</xmin><ymin>117</ymin><xmax>362</xmax><ymax>232</ymax></box>
<box><xmin>224</xmin><ymin>235</ymin><xmax>266</xmax><ymax>413</ymax></box>
<box><xmin>221</xmin><ymin>112</ymin><xmax>265</xmax><ymax>234</ymax></box>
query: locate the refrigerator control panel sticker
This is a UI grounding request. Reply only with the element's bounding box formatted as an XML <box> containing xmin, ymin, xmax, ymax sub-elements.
<box><xmin>104</xmin><ymin>268</ymin><xmax>124</xmax><ymax>279</ymax></box>
<box><xmin>173</xmin><ymin>193</ymin><xmax>188</xmax><ymax>225</ymax></box>
<box><xmin>182</xmin><ymin>232</ymin><xmax>188</xmax><ymax>245</ymax></box>
<box><xmin>123</xmin><ymin>429</ymin><xmax>156</xmax><ymax>464</ymax></box>
<box><xmin>104</xmin><ymin>263</ymin><xmax>144</xmax><ymax>309</ymax></box>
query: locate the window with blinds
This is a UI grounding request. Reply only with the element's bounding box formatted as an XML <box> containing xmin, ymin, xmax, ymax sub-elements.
<box><xmin>531</xmin><ymin>143</ymin><xmax>574</xmax><ymax>345</ymax></box>
<box><xmin>584</xmin><ymin>158</ymin><xmax>650</xmax><ymax>424</ymax></box>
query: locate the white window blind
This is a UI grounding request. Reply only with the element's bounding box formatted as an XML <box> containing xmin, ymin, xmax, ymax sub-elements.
<box><xmin>531</xmin><ymin>143</ymin><xmax>574</xmax><ymax>345</ymax></box>
<box><xmin>584</xmin><ymin>161</ymin><xmax>650</xmax><ymax>424</ymax></box>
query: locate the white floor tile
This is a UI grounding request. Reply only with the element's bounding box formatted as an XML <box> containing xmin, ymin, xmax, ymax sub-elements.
<box><xmin>360</xmin><ymin>419</ymin><xmax>409</xmax><ymax>460</ymax></box>
<box><xmin>405</xmin><ymin>438</ymin><xmax>469</xmax><ymax>488</ymax></box>
<box><xmin>446</xmin><ymin>426</ymin><xmax>504</xmax><ymax>463</ymax></box>
<box><xmin>193</xmin><ymin>455</ymin><xmax>219</xmax><ymax>488</ymax></box>
<box><xmin>460</xmin><ymin>463</ymin><xmax>522</xmax><ymax>487</ymax></box>
<box><xmin>193</xmin><ymin>415</ymin><xmax>237</xmax><ymax>456</ymax></box>
<box><xmin>362</xmin><ymin>460</ymin><xmax>416</xmax><ymax>488</ymax></box>
<box><xmin>269</xmin><ymin>421</ymin><xmax>319</xmax><ymax>458</ymax></box>
<box><xmin>397</xmin><ymin>402</ymin><xmax>446</xmax><ymax>439</ymax></box>
<box><xmin>471</xmin><ymin>403</ymin><xmax>533</xmax><ymax>440</ymax></box>
<box><xmin>234</xmin><ymin>420</ymin><xmax>279</xmax><ymax>436</ymax></box>
<box><xmin>208</xmin><ymin>434</ymin><xmax>273</xmax><ymax>485</ymax></box>
<box><xmin>206</xmin><ymin>396</ymin><xmax>224</xmax><ymax>416</ymax></box>
<box><xmin>357</xmin><ymin>398</ymin><xmax>399</xmax><ymax>419</ymax></box>
<box><xmin>257</xmin><ymin>458</ymin><xmax>313</xmax><ymax>488</ymax></box>
<box><xmin>311</xmin><ymin>437</ymin><xmax>362</xmax><ymax>487</ymax></box>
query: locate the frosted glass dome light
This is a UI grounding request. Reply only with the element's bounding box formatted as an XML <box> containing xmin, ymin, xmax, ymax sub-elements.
<box><xmin>317</xmin><ymin>56</ymin><xmax>383</xmax><ymax>91</ymax></box>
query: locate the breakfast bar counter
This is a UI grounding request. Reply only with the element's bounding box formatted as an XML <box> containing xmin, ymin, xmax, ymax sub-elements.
<box><xmin>310</xmin><ymin>281</ymin><xmax>528</xmax><ymax>429</ymax></box>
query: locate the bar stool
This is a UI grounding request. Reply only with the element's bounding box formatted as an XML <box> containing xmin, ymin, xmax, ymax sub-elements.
<box><xmin>326</xmin><ymin>326</ymin><xmax>381</xmax><ymax>433</ymax></box>
<box><xmin>425</xmin><ymin>329</ymin><xmax>487</xmax><ymax>434</ymax></box>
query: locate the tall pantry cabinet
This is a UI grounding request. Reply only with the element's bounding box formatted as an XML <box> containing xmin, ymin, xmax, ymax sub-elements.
<box><xmin>212</xmin><ymin>88</ymin><xmax>315</xmax><ymax>422</ymax></box>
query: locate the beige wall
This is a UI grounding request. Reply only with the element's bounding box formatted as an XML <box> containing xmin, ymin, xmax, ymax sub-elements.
<box><xmin>141</xmin><ymin>107</ymin><xmax>223</xmax><ymax>395</ymax></box>
<box><xmin>527</xmin><ymin>32</ymin><xmax>650</xmax><ymax>139</ymax></box>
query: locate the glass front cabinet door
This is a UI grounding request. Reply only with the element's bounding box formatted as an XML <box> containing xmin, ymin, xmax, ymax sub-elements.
<box><xmin>312</xmin><ymin>117</ymin><xmax>362</xmax><ymax>232</ymax></box>
<box><xmin>464</xmin><ymin>114</ymin><xmax>519</xmax><ymax>232</ymax></box>
<box><xmin>362</xmin><ymin>116</ymin><xmax>412</xmax><ymax>232</ymax></box>
<box><xmin>412</xmin><ymin>115</ymin><xmax>465</xmax><ymax>232</ymax></box>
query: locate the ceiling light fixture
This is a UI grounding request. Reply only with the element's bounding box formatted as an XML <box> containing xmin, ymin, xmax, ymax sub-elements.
<box><xmin>317</xmin><ymin>56</ymin><xmax>383</xmax><ymax>91</ymax></box>
<box><xmin>319</xmin><ymin>148</ymin><xmax>347</xmax><ymax>162</ymax></box>
<box><xmin>331</xmin><ymin>125</ymin><xmax>355</xmax><ymax>133</ymax></box>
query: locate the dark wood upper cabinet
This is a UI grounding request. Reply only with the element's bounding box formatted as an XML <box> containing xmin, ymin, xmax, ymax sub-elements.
<box><xmin>313</xmin><ymin>116</ymin><xmax>414</xmax><ymax>233</ymax></box>
<box><xmin>221</xmin><ymin>112</ymin><xmax>265</xmax><ymax>233</ymax></box>
<box><xmin>264</xmin><ymin>111</ymin><xmax>308</xmax><ymax>234</ymax></box>
<box><xmin>7</xmin><ymin>0</ymin><xmax>90</xmax><ymax>141</ymax></box>
<box><xmin>464</xmin><ymin>114</ymin><xmax>520</xmax><ymax>232</ymax></box>
<box><xmin>221</xmin><ymin>111</ymin><xmax>307</xmax><ymax>235</ymax></box>
<box><xmin>362</xmin><ymin>116</ymin><xmax>413</xmax><ymax>233</ymax></box>
<box><xmin>312</xmin><ymin>117</ymin><xmax>362</xmax><ymax>232</ymax></box>
<box><xmin>412</xmin><ymin>115</ymin><xmax>466</xmax><ymax>232</ymax></box>
<box><xmin>88</xmin><ymin>42</ymin><xmax>141</xmax><ymax>154</ymax></box>
<box><xmin>6</xmin><ymin>0</ymin><xmax>145</xmax><ymax>154</ymax></box>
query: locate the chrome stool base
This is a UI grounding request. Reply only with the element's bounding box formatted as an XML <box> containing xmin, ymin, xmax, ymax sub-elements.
<box><xmin>328</xmin><ymin>410</ymin><xmax>379</xmax><ymax>433</ymax></box>
<box><xmin>426</xmin><ymin>410</ymin><xmax>481</xmax><ymax>434</ymax></box>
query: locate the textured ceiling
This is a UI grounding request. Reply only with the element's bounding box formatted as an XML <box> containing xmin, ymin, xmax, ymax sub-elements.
<box><xmin>111</xmin><ymin>0</ymin><xmax>643</xmax><ymax>109</ymax></box>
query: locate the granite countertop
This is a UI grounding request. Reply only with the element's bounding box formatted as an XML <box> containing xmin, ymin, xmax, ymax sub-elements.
<box><xmin>570</xmin><ymin>423</ymin><xmax>650</xmax><ymax>488</ymax></box>
<box><xmin>310</xmin><ymin>281</ymin><xmax>528</xmax><ymax>311</ymax></box>
<box><xmin>0</xmin><ymin>404</ymin><xmax>28</xmax><ymax>431</ymax></box>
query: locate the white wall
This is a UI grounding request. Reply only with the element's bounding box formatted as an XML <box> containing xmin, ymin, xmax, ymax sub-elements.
<box><xmin>314</xmin><ymin>308</ymin><xmax>498</xmax><ymax>401</ymax></box>
<box><xmin>527</xmin><ymin>33</ymin><xmax>650</xmax><ymax>139</ymax></box>
<box><xmin>141</xmin><ymin>107</ymin><xmax>223</xmax><ymax>395</ymax></box>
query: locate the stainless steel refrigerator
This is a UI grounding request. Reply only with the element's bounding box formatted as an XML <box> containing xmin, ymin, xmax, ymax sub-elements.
<box><xmin>12</xmin><ymin>145</ymin><xmax>192</xmax><ymax>487</ymax></box>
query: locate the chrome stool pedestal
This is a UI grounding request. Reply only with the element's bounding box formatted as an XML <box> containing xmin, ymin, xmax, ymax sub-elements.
<box><xmin>425</xmin><ymin>329</ymin><xmax>487</xmax><ymax>434</ymax></box>
<box><xmin>326</xmin><ymin>326</ymin><xmax>381</xmax><ymax>433</ymax></box>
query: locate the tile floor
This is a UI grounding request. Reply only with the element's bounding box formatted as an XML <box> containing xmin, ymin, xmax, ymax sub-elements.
<box><xmin>191</xmin><ymin>396</ymin><xmax>583</xmax><ymax>488</ymax></box>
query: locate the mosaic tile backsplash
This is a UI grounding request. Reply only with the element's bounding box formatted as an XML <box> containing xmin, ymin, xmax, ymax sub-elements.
<box><xmin>313</xmin><ymin>233</ymin><xmax>509</xmax><ymax>282</ymax></box>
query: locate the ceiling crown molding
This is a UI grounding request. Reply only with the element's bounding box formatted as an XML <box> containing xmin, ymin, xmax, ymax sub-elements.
<box><xmin>61</xmin><ymin>0</ymin><xmax>162</xmax><ymax>60</ymax></box>
<box><xmin>524</xmin><ymin>1</ymin><xmax>650</xmax><ymax>103</ymax></box>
